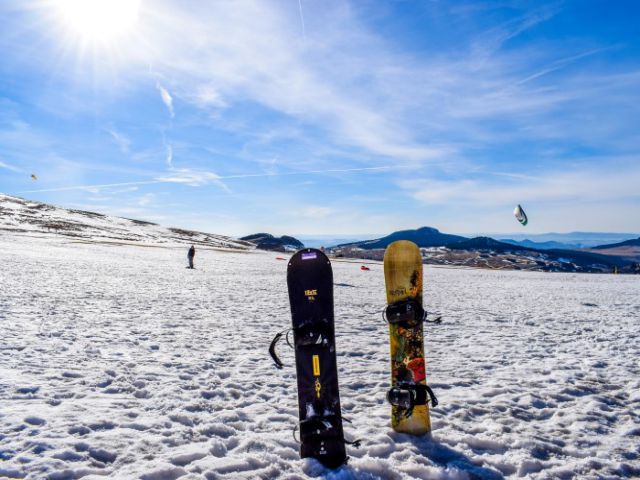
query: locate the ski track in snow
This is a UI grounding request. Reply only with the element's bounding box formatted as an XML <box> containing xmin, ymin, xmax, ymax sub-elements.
<box><xmin>0</xmin><ymin>233</ymin><xmax>639</xmax><ymax>480</ymax></box>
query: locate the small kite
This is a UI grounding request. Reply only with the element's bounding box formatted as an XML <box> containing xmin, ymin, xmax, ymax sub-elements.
<box><xmin>513</xmin><ymin>204</ymin><xmax>528</xmax><ymax>226</ymax></box>
<box><xmin>31</xmin><ymin>174</ymin><xmax>38</xmax><ymax>181</ymax></box>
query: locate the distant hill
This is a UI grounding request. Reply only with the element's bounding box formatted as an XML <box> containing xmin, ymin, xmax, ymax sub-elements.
<box><xmin>295</xmin><ymin>235</ymin><xmax>378</xmax><ymax>248</ymax></box>
<box><xmin>240</xmin><ymin>233</ymin><xmax>304</xmax><ymax>252</ymax></box>
<box><xmin>331</xmin><ymin>227</ymin><xmax>636</xmax><ymax>273</ymax></box>
<box><xmin>445</xmin><ymin>236</ymin><xmax>629</xmax><ymax>271</ymax></box>
<box><xmin>497</xmin><ymin>232</ymin><xmax>640</xmax><ymax>249</ymax></box>
<box><xmin>0</xmin><ymin>193</ymin><xmax>252</xmax><ymax>250</ymax></box>
<box><xmin>447</xmin><ymin>236</ymin><xmax>625</xmax><ymax>267</ymax></box>
<box><xmin>336</xmin><ymin>226</ymin><xmax>466</xmax><ymax>250</ymax></box>
<box><xmin>500</xmin><ymin>238</ymin><xmax>581</xmax><ymax>250</ymax></box>
<box><xmin>592</xmin><ymin>237</ymin><xmax>640</xmax><ymax>249</ymax></box>
<box><xmin>447</xmin><ymin>236</ymin><xmax>535</xmax><ymax>252</ymax></box>
<box><xmin>585</xmin><ymin>237</ymin><xmax>640</xmax><ymax>263</ymax></box>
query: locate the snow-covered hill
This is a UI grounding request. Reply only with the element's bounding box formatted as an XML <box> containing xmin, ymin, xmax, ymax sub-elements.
<box><xmin>0</xmin><ymin>194</ymin><xmax>253</xmax><ymax>250</ymax></box>
<box><xmin>1</xmin><ymin>232</ymin><xmax>639</xmax><ymax>479</ymax></box>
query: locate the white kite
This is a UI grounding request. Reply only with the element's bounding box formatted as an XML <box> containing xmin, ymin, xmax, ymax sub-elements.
<box><xmin>513</xmin><ymin>204</ymin><xmax>528</xmax><ymax>226</ymax></box>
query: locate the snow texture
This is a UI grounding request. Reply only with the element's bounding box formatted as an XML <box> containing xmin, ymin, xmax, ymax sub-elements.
<box><xmin>1</xmin><ymin>232</ymin><xmax>639</xmax><ymax>479</ymax></box>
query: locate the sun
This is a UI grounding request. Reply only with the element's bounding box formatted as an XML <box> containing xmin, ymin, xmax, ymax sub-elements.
<box><xmin>52</xmin><ymin>0</ymin><xmax>141</xmax><ymax>46</ymax></box>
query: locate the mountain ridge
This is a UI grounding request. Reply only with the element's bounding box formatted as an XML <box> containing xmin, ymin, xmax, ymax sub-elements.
<box><xmin>335</xmin><ymin>226</ymin><xmax>466</xmax><ymax>249</ymax></box>
<box><xmin>239</xmin><ymin>233</ymin><xmax>304</xmax><ymax>252</ymax></box>
<box><xmin>0</xmin><ymin>193</ymin><xmax>253</xmax><ymax>250</ymax></box>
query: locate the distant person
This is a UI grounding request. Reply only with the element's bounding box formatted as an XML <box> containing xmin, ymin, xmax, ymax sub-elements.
<box><xmin>187</xmin><ymin>245</ymin><xmax>195</xmax><ymax>269</ymax></box>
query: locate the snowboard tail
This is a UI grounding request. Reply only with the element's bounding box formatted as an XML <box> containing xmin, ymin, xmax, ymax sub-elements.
<box><xmin>384</xmin><ymin>240</ymin><xmax>433</xmax><ymax>435</ymax></box>
<box><xmin>287</xmin><ymin>248</ymin><xmax>347</xmax><ymax>469</ymax></box>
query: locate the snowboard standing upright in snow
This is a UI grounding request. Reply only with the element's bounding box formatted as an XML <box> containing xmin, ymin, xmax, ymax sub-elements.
<box><xmin>286</xmin><ymin>248</ymin><xmax>347</xmax><ymax>469</ymax></box>
<box><xmin>384</xmin><ymin>240</ymin><xmax>437</xmax><ymax>434</ymax></box>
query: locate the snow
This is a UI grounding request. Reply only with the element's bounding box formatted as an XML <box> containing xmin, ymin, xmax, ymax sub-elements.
<box><xmin>0</xmin><ymin>194</ymin><xmax>252</xmax><ymax>250</ymax></box>
<box><xmin>1</xmin><ymin>231</ymin><xmax>639</xmax><ymax>479</ymax></box>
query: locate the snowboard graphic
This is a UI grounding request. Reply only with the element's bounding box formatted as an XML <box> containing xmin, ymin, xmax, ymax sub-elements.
<box><xmin>287</xmin><ymin>248</ymin><xmax>347</xmax><ymax>469</ymax></box>
<box><xmin>384</xmin><ymin>240</ymin><xmax>435</xmax><ymax>434</ymax></box>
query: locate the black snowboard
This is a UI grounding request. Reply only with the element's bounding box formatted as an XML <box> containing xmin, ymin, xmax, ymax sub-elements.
<box><xmin>287</xmin><ymin>248</ymin><xmax>347</xmax><ymax>469</ymax></box>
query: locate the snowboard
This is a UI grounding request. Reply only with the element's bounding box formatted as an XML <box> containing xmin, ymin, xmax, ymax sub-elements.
<box><xmin>384</xmin><ymin>240</ymin><xmax>434</xmax><ymax>435</ymax></box>
<box><xmin>287</xmin><ymin>248</ymin><xmax>347</xmax><ymax>469</ymax></box>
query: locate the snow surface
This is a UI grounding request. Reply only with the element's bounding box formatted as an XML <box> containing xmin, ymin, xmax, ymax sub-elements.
<box><xmin>1</xmin><ymin>232</ymin><xmax>639</xmax><ymax>479</ymax></box>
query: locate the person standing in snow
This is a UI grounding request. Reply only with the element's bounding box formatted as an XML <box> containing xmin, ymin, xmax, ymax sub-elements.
<box><xmin>187</xmin><ymin>245</ymin><xmax>195</xmax><ymax>269</ymax></box>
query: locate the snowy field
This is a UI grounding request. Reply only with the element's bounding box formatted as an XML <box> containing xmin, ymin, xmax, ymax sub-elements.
<box><xmin>1</xmin><ymin>233</ymin><xmax>639</xmax><ymax>480</ymax></box>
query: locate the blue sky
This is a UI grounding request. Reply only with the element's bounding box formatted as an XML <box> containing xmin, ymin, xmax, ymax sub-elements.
<box><xmin>1</xmin><ymin>0</ymin><xmax>639</xmax><ymax>237</ymax></box>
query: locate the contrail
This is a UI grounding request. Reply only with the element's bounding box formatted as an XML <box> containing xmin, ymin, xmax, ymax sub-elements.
<box><xmin>220</xmin><ymin>165</ymin><xmax>400</xmax><ymax>179</ymax></box>
<box><xmin>298</xmin><ymin>0</ymin><xmax>306</xmax><ymax>39</ymax></box>
<box><xmin>17</xmin><ymin>165</ymin><xmax>406</xmax><ymax>194</ymax></box>
<box><xmin>19</xmin><ymin>180</ymin><xmax>162</xmax><ymax>194</ymax></box>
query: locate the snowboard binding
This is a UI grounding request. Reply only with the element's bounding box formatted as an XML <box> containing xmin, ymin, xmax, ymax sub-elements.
<box><xmin>383</xmin><ymin>299</ymin><xmax>442</xmax><ymax>328</ymax></box>
<box><xmin>293</xmin><ymin>414</ymin><xmax>362</xmax><ymax>450</ymax></box>
<box><xmin>387</xmin><ymin>383</ymin><xmax>438</xmax><ymax>418</ymax></box>
<box><xmin>298</xmin><ymin>414</ymin><xmax>343</xmax><ymax>442</ymax></box>
<box><xmin>384</xmin><ymin>299</ymin><xmax>425</xmax><ymax>328</ymax></box>
<box><xmin>268</xmin><ymin>323</ymin><xmax>332</xmax><ymax>369</ymax></box>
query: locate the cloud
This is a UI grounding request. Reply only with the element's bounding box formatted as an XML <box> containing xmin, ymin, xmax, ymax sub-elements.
<box><xmin>106</xmin><ymin>128</ymin><xmax>131</xmax><ymax>154</ymax></box>
<box><xmin>402</xmin><ymin>160</ymin><xmax>640</xmax><ymax>207</ymax></box>
<box><xmin>470</xmin><ymin>5</ymin><xmax>559</xmax><ymax>60</ymax></box>
<box><xmin>117</xmin><ymin>0</ymin><xmax>640</xmax><ymax>175</ymax></box>
<box><xmin>165</xmin><ymin>143</ymin><xmax>173</xmax><ymax>167</ymax></box>
<box><xmin>156</xmin><ymin>168</ymin><xmax>231</xmax><ymax>192</ymax></box>
<box><xmin>133</xmin><ymin>1</ymin><xmax>453</xmax><ymax>163</ymax></box>
<box><xmin>190</xmin><ymin>84</ymin><xmax>227</xmax><ymax>109</ymax></box>
<box><xmin>156</xmin><ymin>82</ymin><xmax>174</xmax><ymax>118</ymax></box>
<box><xmin>17</xmin><ymin>163</ymin><xmax>402</xmax><ymax>194</ymax></box>
<box><xmin>136</xmin><ymin>193</ymin><xmax>155</xmax><ymax>206</ymax></box>
<box><xmin>299</xmin><ymin>205</ymin><xmax>332</xmax><ymax>218</ymax></box>
<box><xmin>0</xmin><ymin>159</ymin><xmax>24</xmax><ymax>173</ymax></box>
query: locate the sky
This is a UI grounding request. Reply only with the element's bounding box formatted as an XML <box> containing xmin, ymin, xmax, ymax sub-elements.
<box><xmin>0</xmin><ymin>0</ymin><xmax>639</xmax><ymax>237</ymax></box>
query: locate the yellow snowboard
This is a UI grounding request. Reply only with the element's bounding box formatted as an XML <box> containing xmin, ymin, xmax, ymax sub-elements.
<box><xmin>384</xmin><ymin>240</ymin><xmax>431</xmax><ymax>434</ymax></box>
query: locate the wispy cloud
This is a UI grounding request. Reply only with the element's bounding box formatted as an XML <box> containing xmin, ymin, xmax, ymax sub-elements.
<box><xmin>402</xmin><ymin>160</ymin><xmax>640</xmax><ymax>207</ymax></box>
<box><xmin>0</xmin><ymin>159</ymin><xmax>24</xmax><ymax>173</ymax></box>
<box><xmin>134</xmin><ymin>2</ymin><xmax>450</xmax><ymax>163</ymax></box>
<box><xmin>156</xmin><ymin>168</ymin><xmax>231</xmax><ymax>192</ymax></box>
<box><xmin>121</xmin><ymin>0</ymin><xmax>637</xmax><ymax>171</ymax></box>
<box><xmin>300</xmin><ymin>205</ymin><xmax>332</xmax><ymax>218</ymax></box>
<box><xmin>156</xmin><ymin>82</ymin><xmax>174</xmax><ymax>118</ymax></box>
<box><xmin>136</xmin><ymin>193</ymin><xmax>155</xmax><ymax>206</ymax></box>
<box><xmin>18</xmin><ymin>164</ymin><xmax>403</xmax><ymax>194</ymax></box>
<box><xmin>470</xmin><ymin>5</ymin><xmax>559</xmax><ymax>61</ymax></box>
<box><xmin>165</xmin><ymin>143</ymin><xmax>173</xmax><ymax>168</ymax></box>
<box><xmin>106</xmin><ymin>128</ymin><xmax>131</xmax><ymax>154</ymax></box>
<box><xmin>514</xmin><ymin>47</ymin><xmax>614</xmax><ymax>86</ymax></box>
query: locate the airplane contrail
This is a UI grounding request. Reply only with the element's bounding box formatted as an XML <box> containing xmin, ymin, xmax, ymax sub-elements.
<box><xmin>219</xmin><ymin>165</ymin><xmax>401</xmax><ymax>179</ymax></box>
<box><xmin>17</xmin><ymin>165</ymin><xmax>407</xmax><ymax>194</ymax></box>
<box><xmin>298</xmin><ymin>0</ymin><xmax>306</xmax><ymax>39</ymax></box>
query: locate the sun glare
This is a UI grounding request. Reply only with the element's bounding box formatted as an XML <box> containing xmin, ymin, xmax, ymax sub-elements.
<box><xmin>53</xmin><ymin>0</ymin><xmax>141</xmax><ymax>45</ymax></box>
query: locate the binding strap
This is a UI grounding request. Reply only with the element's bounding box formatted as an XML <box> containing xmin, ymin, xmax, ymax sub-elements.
<box><xmin>294</xmin><ymin>415</ymin><xmax>362</xmax><ymax>448</ymax></box>
<box><xmin>269</xmin><ymin>323</ymin><xmax>331</xmax><ymax>369</ymax></box>
<box><xmin>384</xmin><ymin>300</ymin><xmax>425</xmax><ymax>328</ymax></box>
<box><xmin>387</xmin><ymin>383</ymin><xmax>439</xmax><ymax>409</ymax></box>
<box><xmin>268</xmin><ymin>328</ymin><xmax>291</xmax><ymax>369</ymax></box>
<box><xmin>299</xmin><ymin>415</ymin><xmax>343</xmax><ymax>441</ymax></box>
